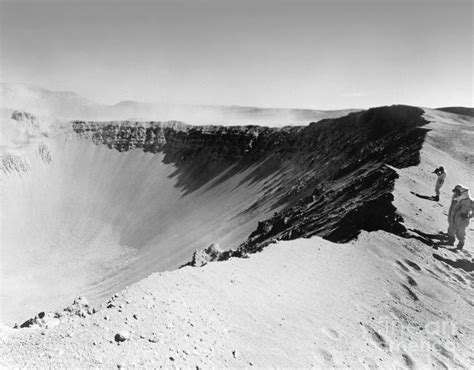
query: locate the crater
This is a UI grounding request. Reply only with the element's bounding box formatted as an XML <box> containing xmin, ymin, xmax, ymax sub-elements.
<box><xmin>1</xmin><ymin>105</ymin><xmax>428</xmax><ymax>325</ymax></box>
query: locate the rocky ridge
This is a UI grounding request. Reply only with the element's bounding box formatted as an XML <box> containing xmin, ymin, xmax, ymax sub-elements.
<box><xmin>72</xmin><ymin>105</ymin><xmax>429</xmax><ymax>262</ymax></box>
<box><xmin>15</xmin><ymin>296</ymin><xmax>94</xmax><ymax>330</ymax></box>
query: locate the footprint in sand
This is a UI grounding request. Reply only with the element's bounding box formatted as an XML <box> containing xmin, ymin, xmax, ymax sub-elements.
<box><xmin>462</xmin><ymin>296</ymin><xmax>474</xmax><ymax>307</ymax></box>
<box><xmin>388</xmin><ymin>305</ymin><xmax>409</xmax><ymax>324</ymax></box>
<box><xmin>392</xmin><ymin>262</ymin><xmax>418</xmax><ymax>287</ymax></box>
<box><xmin>395</xmin><ymin>260</ymin><xmax>410</xmax><ymax>272</ymax></box>
<box><xmin>354</xmin><ymin>302</ymin><xmax>377</xmax><ymax>315</ymax></box>
<box><xmin>434</xmin><ymin>264</ymin><xmax>451</xmax><ymax>279</ymax></box>
<box><xmin>363</xmin><ymin>324</ymin><xmax>390</xmax><ymax>353</ymax></box>
<box><xmin>357</xmin><ymin>356</ymin><xmax>380</xmax><ymax>369</ymax></box>
<box><xmin>451</xmin><ymin>272</ymin><xmax>466</xmax><ymax>284</ymax></box>
<box><xmin>318</xmin><ymin>348</ymin><xmax>336</xmax><ymax>367</ymax></box>
<box><xmin>406</xmin><ymin>275</ymin><xmax>418</xmax><ymax>287</ymax></box>
<box><xmin>460</xmin><ymin>249</ymin><xmax>472</xmax><ymax>259</ymax></box>
<box><xmin>401</xmin><ymin>284</ymin><xmax>419</xmax><ymax>301</ymax></box>
<box><xmin>425</xmin><ymin>268</ymin><xmax>440</xmax><ymax>279</ymax></box>
<box><xmin>320</xmin><ymin>327</ymin><xmax>340</xmax><ymax>341</ymax></box>
<box><xmin>432</xmin><ymin>342</ymin><xmax>454</xmax><ymax>361</ymax></box>
<box><xmin>386</xmin><ymin>290</ymin><xmax>401</xmax><ymax>301</ymax></box>
<box><xmin>431</xmin><ymin>356</ymin><xmax>449</xmax><ymax>370</ymax></box>
<box><xmin>401</xmin><ymin>352</ymin><xmax>416</xmax><ymax>369</ymax></box>
<box><xmin>404</xmin><ymin>259</ymin><xmax>422</xmax><ymax>272</ymax></box>
<box><xmin>431</xmin><ymin>340</ymin><xmax>462</xmax><ymax>369</ymax></box>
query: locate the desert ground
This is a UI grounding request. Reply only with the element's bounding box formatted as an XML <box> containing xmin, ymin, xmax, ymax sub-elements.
<box><xmin>0</xmin><ymin>86</ymin><xmax>473</xmax><ymax>368</ymax></box>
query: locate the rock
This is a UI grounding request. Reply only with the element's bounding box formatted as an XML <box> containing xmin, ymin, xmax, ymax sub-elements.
<box><xmin>20</xmin><ymin>318</ymin><xmax>36</xmax><ymax>328</ymax></box>
<box><xmin>73</xmin><ymin>296</ymin><xmax>89</xmax><ymax>306</ymax></box>
<box><xmin>11</xmin><ymin>111</ymin><xmax>37</xmax><ymax>122</ymax></box>
<box><xmin>63</xmin><ymin>296</ymin><xmax>93</xmax><ymax>317</ymax></box>
<box><xmin>191</xmin><ymin>243</ymin><xmax>223</xmax><ymax>267</ymax></box>
<box><xmin>44</xmin><ymin>318</ymin><xmax>60</xmax><ymax>329</ymax></box>
<box><xmin>114</xmin><ymin>330</ymin><xmax>130</xmax><ymax>342</ymax></box>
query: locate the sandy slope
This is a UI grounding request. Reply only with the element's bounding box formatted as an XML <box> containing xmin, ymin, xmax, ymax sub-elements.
<box><xmin>1</xmin><ymin>108</ymin><xmax>473</xmax><ymax>368</ymax></box>
<box><xmin>1</xmin><ymin>130</ymin><xmax>287</xmax><ymax>324</ymax></box>
<box><xmin>1</xmin><ymin>236</ymin><xmax>473</xmax><ymax>368</ymax></box>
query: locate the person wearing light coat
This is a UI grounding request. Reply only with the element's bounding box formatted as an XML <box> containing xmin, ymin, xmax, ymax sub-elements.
<box><xmin>447</xmin><ymin>184</ymin><xmax>474</xmax><ymax>250</ymax></box>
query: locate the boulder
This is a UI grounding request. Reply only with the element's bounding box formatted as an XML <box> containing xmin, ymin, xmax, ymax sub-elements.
<box><xmin>190</xmin><ymin>242</ymin><xmax>223</xmax><ymax>267</ymax></box>
<box><xmin>114</xmin><ymin>330</ymin><xmax>130</xmax><ymax>342</ymax></box>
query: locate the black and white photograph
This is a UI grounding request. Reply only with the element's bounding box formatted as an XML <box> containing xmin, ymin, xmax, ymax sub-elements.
<box><xmin>0</xmin><ymin>0</ymin><xmax>473</xmax><ymax>367</ymax></box>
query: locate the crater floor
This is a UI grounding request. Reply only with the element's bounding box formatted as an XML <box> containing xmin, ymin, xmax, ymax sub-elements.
<box><xmin>1</xmin><ymin>131</ymin><xmax>282</xmax><ymax>324</ymax></box>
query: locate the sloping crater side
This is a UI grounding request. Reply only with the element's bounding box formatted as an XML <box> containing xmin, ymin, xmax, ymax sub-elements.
<box><xmin>1</xmin><ymin>105</ymin><xmax>427</xmax><ymax>324</ymax></box>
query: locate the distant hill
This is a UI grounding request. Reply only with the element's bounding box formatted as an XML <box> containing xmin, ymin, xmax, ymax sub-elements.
<box><xmin>0</xmin><ymin>83</ymin><xmax>359</xmax><ymax>126</ymax></box>
<box><xmin>436</xmin><ymin>106</ymin><xmax>474</xmax><ymax>117</ymax></box>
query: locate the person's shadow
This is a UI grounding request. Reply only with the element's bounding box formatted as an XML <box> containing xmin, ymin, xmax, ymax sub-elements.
<box><xmin>410</xmin><ymin>191</ymin><xmax>437</xmax><ymax>201</ymax></box>
<box><xmin>409</xmin><ymin>229</ymin><xmax>456</xmax><ymax>250</ymax></box>
<box><xmin>433</xmin><ymin>254</ymin><xmax>474</xmax><ymax>273</ymax></box>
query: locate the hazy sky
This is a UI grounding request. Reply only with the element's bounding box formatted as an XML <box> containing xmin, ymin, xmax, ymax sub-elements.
<box><xmin>0</xmin><ymin>0</ymin><xmax>472</xmax><ymax>109</ymax></box>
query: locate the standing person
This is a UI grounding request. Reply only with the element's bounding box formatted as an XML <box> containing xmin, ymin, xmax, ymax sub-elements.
<box><xmin>447</xmin><ymin>185</ymin><xmax>474</xmax><ymax>250</ymax></box>
<box><xmin>433</xmin><ymin>166</ymin><xmax>446</xmax><ymax>201</ymax></box>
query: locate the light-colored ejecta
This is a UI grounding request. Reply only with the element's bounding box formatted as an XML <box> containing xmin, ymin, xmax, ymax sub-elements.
<box><xmin>0</xmin><ymin>115</ymin><xmax>282</xmax><ymax>326</ymax></box>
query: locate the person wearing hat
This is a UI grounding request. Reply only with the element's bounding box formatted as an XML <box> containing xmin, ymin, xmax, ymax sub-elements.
<box><xmin>447</xmin><ymin>184</ymin><xmax>474</xmax><ymax>249</ymax></box>
<box><xmin>433</xmin><ymin>166</ymin><xmax>446</xmax><ymax>201</ymax></box>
